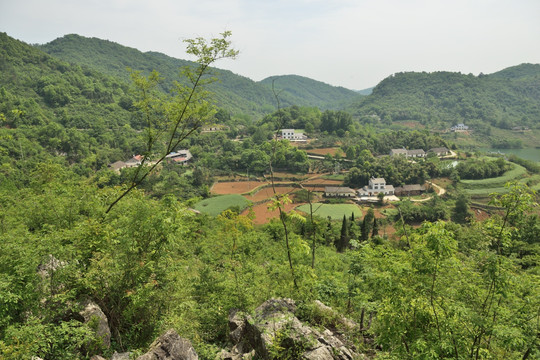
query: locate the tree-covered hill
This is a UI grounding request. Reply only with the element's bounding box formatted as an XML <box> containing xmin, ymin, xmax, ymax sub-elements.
<box><xmin>38</xmin><ymin>34</ymin><xmax>360</xmax><ymax>116</ymax></box>
<box><xmin>491</xmin><ymin>63</ymin><xmax>540</xmax><ymax>80</ymax></box>
<box><xmin>347</xmin><ymin>66</ymin><xmax>540</xmax><ymax>133</ymax></box>
<box><xmin>259</xmin><ymin>74</ymin><xmax>362</xmax><ymax>109</ymax></box>
<box><xmin>0</xmin><ymin>32</ymin><xmax>141</xmax><ymax>171</ymax></box>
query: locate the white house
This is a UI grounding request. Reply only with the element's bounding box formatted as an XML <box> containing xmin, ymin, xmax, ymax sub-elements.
<box><xmin>280</xmin><ymin>129</ymin><xmax>307</xmax><ymax>142</ymax></box>
<box><xmin>357</xmin><ymin>177</ymin><xmax>395</xmax><ymax>196</ymax></box>
<box><xmin>450</xmin><ymin>123</ymin><xmax>469</xmax><ymax>132</ymax></box>
<box><xmin>389</xmin><ymin>148</ymin><xmax>426</xmax><ymax>158</ymax></box>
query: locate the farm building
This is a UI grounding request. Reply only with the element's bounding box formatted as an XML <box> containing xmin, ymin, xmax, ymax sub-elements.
<box><xmin>358</xmin><ymin>178</ymin><xmax>395</xmax><ymax>196</ymax></box>
<box><xmin>324</xmin><ymin>186</ymin><xmax>357</xmax><ymax>197</ymax></box>
<box><xmin>428</xmin><ymin>147</ymin><xmax>450</xmax><ymax>156</ymax></box>
<box><xmin>166</xmin><ymin>149</ymin><xmax>193</xmax><ymax>165</ymax></box>
<box><xmin>394</xmin><ymin>184</ymin><xmax>426</xmax><ymax>196</ymax></box>
<box><xmin>389</xmin><ymin>148</ymin><xmax>426</xmax><ymax>158</ymax></box>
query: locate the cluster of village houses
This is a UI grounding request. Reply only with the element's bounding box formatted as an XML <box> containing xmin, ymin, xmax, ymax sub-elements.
<box><xmin>108</xmin><ymin>126</ymin><xmax>453</xmax><ymax>203</ymax></box>
<box><xmin>325</xmin><ymin>145</ymin><xmax>453</xmax><ymax>202</ymax></box>
<box><xmin>108</xmin><ymin>150</ymin><xmax>193</xmax><ymax>172</ymax></box>
<box><xmin>324</xmin><ymin>178</ymin><xmax>426</xmax><ymax>203</ymax></box>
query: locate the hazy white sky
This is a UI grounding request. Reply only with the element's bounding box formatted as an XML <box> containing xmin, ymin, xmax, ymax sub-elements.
<box><xmin>1</xmin><ymin>0</ymin><xmax>539</xmax><ymax>89</ymax></box>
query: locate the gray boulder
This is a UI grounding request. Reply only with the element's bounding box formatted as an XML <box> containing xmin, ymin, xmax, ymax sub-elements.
<box><xmin>136</xmin><ymin>329</ymin><xmax>198</xmax><ymax>360</ymax></box>
<box><xmin>79</xmin><ymin>300</ymin><xmax>111</xmax><ymax>349</ymax></box>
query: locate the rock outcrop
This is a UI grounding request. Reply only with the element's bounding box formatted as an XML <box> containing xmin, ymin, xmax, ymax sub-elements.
<box><xmin>80</xmin><ymin>300</ymin><xmax>112</xmax><ymax>349</ymax></box>
<box><xmin>219</xmin><ymin>298</ymin><xmax>364</xmax><ymax>360</ymax></box>
<box><xmin>111</xmin><ymin>353</ymin><xmax>131</xmax><ymax>360</ymax></box>
<box><xmin>136</xmin><ymin>329</ymin><xmax>198</xmax><ymax>360</ymax></box>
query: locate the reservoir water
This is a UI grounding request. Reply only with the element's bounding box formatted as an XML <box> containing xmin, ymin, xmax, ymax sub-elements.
<box><xmin>480</xmin><ymin>148</ymin><xmax>540</xmax><ymax>163</ymax></box>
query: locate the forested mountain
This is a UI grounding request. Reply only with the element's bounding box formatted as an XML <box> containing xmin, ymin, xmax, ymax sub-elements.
<box><xmin>34</xmin><ymin>33</ymin><xmax>540</xmax><ymax>138</ymax></box>
<box><xmin>0</xmin><ymin>32</ymin><xmax>139</xmax><ymax>171</ymax></box>
<box><xmin>491</xmin><ymin>63</ymin><xmax>540</xmax><ymax>80</ymax></box>
<box><xmin>348</xmin><ymin>66</ymin><xmax>540</xmax><ymax>132</ymax></box>
<box><xmin>39</xmin><ymin>34</ymin><xmax>360</xmax><ymax>116</ymax></box>
<box><xmin>260</xmin><ymin>74</ymin><xmax>361</xmax><ymax>109</ymax></box>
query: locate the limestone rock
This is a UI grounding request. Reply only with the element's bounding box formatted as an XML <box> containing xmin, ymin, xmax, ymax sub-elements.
<box><xmin>90</xmin><ymin>356</ymin><xmax>107</xmax><ymax>360</ymax></box>
<box><xmin>111</xmin><ymin>352</ymin><xmax>132</xmax><ymax>360</ymax></box>
<box><xmin>136</xmin><ymin>329</ymin><xmax>198</xmax><ymax>360</ymax></box>
<box><xmin>79</xmin><ymin>300</ymin><xmax>111</xmax><ymax>349</ymax></box>
<box><xmin>220</xmin><ymin>298</ymin><xmax>364</xmax><ymax>360</ymax></box>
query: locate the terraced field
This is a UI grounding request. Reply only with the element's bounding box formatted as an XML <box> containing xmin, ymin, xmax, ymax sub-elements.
<box><xmin>461</xmin><ymin>163</ymin><xmax>532</xmax><ymax>198</ymax></box>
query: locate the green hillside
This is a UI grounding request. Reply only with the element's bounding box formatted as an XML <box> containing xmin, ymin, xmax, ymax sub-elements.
<box><xmin>491</xmin><ymin>63</ymin><xmax>540</xmax><ymax>80</ymax></box>
<box><xmin>347</xmin><ymin>67</ymin><xmax>540</xmax><ymax>147</ymax></box>
<box><xmin>259</xmin><ymin>74</ymin><xmax>361</xmax><ymax>109</ymax></box>
<box><xmin>0</xmin><ymin>32</ymin><xmax>138</xmax><ymax>168</ymax></box>
<box><xmin>39</xmin><ymin>34</ymin><xmax>360</xmax><ymax>116</ymax></box>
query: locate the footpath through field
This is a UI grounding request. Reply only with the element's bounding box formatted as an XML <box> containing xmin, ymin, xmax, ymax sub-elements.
<box><xmin>410</xmin><ymin>181</ymin><xmax>446</xmax><ymax>202</ymax></box>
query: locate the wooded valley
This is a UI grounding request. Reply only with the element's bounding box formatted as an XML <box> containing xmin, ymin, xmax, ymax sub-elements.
<box><xmin>0</xmin><ymin>32</ymin><xmax>539</xmax><ymax>360</ymax></box>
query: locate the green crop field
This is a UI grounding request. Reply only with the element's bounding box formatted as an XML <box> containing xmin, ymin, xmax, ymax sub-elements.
<box><xmin>296</xmin><ymin>203</ymin><xmax>364</xmax><ymax>220</ymax></box>
<box><xmin>193</xmin><ymin>194</ymin><xmax>251</xmax><ymax>216</ymax></box>
<box><xmin>466</xmin><ymin>173</ymin><xmax>540</xmax><ymax>198</ymax></box>
<box><xmin>461</xmin><ymin>163</ymin><xmax>527</xmax><ymax>189</ymax></box>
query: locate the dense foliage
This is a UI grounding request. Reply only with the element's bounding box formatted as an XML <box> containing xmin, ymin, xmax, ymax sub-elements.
<box><xmin>347</xmin><ymin>68</ymin><xmax>540</xmax><ymax>147</ymax></box>
<box><xmin>1</xmin><ymin>31</ymin><xmax>539</xmax><ymax>360</ymax></box>
<box><xmin>39</xmin><ymin>34</ymin><xmax>360</xmax><ymax>116</ymax></box>
<box><xmin>456</xmin><ymin>157</ymin><xmax>511</xmax><ymax>180</ymax></box>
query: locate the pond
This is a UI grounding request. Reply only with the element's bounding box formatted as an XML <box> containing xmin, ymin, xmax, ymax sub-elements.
<box><xmin>479</xmin><ymin>148</ymin><xmax>540</xmax><ymax>163</ymax></box>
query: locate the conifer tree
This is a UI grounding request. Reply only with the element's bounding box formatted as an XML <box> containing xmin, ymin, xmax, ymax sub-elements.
<box><xmin>372</xmin><ymin>217</ymin><xmax>379</xmax><ymax>237</ymax></box>
<box><xmin>337</xmin><ymin>214</ymin><xmax>349</xmax><ymax>252</ymax></box>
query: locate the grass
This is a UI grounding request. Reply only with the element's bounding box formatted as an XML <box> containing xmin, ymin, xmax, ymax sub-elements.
<box><xmin>321</xmin><ymin>174</ymin><xmax>346</xmax><ymax>181</ymax></box>
<box><xmin>295</xmin><ymin>203</ymin><xmax>364</xmax><ymax>220</ymax></box>
<box><xmin>193</xmin><ymin>194</ymin><xmax>251</xmax><ymax>217</ymax></box>
<box><xmin>460</xmin><ymin>163</ymin><xmax>527</xmax><ymax>189</ymax></box>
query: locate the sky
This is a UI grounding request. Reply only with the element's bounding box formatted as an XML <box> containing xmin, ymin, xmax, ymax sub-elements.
<box><xmin>1</xmin><ymin>0</ymin><xmax>539</xmax><ymax>90</ymax></box>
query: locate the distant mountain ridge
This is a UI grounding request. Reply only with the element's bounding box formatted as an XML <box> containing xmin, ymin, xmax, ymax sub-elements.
<box><xmin>347</xmin><ymin>65</ymin><xmax>540</xmax><ymax>132</ymax></box>
<box><xmin>39</xmin><ymin>34</ymin><xmax>362</xmax><ymax>116</ymax></box>
<box><xmin>3</xmin><ymin>31</ymin><xmax>539</xmax><ymax>149</ymax></box>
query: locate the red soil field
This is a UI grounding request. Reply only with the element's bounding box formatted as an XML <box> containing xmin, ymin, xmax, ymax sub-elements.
<box><xmin>211</xmin><ymin>181</ymin><xmax>268</xmax><ymax>195</ymax></box>
<box><xmin>244</xmin><ymin>186</ymin><xmax>298</xmax><ymax>202</ymax></box>
<box><xmin>244</xmin><ymin>201</ymin><xmax>302</xmax><ymax>225</ymax></box>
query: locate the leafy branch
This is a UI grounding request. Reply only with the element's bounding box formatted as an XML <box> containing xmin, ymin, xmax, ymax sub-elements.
<box><xmin>105</xmin><ymin>32</ymin><xmax>237</xmax><ymax>213</ymax></box>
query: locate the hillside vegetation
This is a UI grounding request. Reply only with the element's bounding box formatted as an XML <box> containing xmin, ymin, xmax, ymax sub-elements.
<box><xmin>1</xmin><ymin>31</ymin><xmax>539</xmax><ymax>360</ymax></box>
<box><xmin>347</xmin><ymin>67</ymin><xmax>540</xmax><ymax>147</ymax></box>
<box><xmin>39</xmin><ymin>34</ymin><xmax>361</xmax><ymax>116</ymax></box>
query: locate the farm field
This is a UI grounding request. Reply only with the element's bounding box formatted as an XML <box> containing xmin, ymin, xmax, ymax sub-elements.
<box><xmin>244</xmin><ymin>186</ymin><xmax>298</xmax><ymax>202</ymax></box>
<box><xmin>245</xmin><ymin>201</ymin><xmax>300</xmax><ymax>225</ymax></box>
<box><xmin>305</xmin><ymin>147</ymin><xmax>342</xmax><ymax>156</ymax></box>
<box><xmin>211</xmin><ymin>181</ymin><xmax>268</xmax><ymax>195</ymax></box>
<box><xmin>467</xmin><ymin>173</ymin><xmax>540</xmax><ymax>198</ymax></box>
<box><xmin>460</xmin><ymin>163</ymin><xmax>527</xmax><ymax>189</ymax></box>
<box><xmin>296</xmin><ymin>203</ymin><xmax>364</xmax><ymax>220</ymax></box>
<box><xmin>193</xmin><ymin>194</ymin><xmax>251</xmax><ymax>216</ymax></box>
